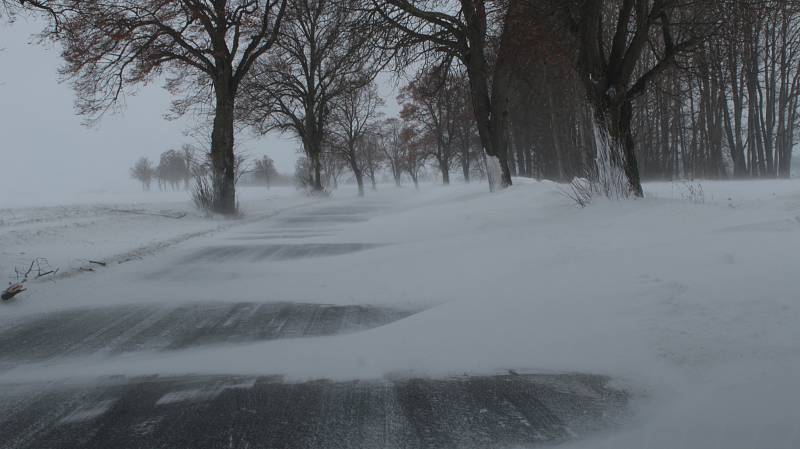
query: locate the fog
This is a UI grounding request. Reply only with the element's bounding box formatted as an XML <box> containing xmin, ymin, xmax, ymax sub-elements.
<box><xmin>1</xmin><ymin>17</ymin><xmax>397</xmax><ymax>205</ymax></box>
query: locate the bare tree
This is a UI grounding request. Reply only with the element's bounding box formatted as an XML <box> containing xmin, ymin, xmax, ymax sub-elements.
<box><xmin>180</xmin><ymin>144</ymin><xmax>199</xmax><ymax>189</ymax></box>
<box><xmin>329</xmin><ymin>82</ymin><xmax>385</xmax><ymax>196</ymax></box>
<box><xmin>240</xmin><ymin>0</ymin><xmax>384</xmax><ymax>193</ymax></box>
<box><xmin>321</xmin><ymin>145</ymin><xmax>348</xmax><ymax>189</ymax></box>
<box><xmin>157</xmin><ymin>149</ymin><xmax>190</xmax><ymax>191</ymax></box>
<box><xmin>254</xmin><ymin>155</ymin><xmax>278</xmax><ymax>189</ymax></box>
<box><xmin>379</xmin><ymin>117</ymin><xmax>406</xmax><ymax>186</ymax></box>
<box><xmin>550</xmin><ymin>0</ymin><xmax>718</xmax><ymax>196</ymax></box>
<box><xmin>39</xmin><ymin>0</ymin><xmax>288</xmax><ymax>214</ymax></box>
<box><xmin>400</xmin><ymin>124</ymin><xmax>427</xmax><ymax>188</ymax></box>
<box><xmin>360</xmin><ymin>133</ymin><xmax>384</xmax><ymax>190</ymax></box>
<box><xmin>447</xmin><ymin>70</ymin><xmax>480</xmax><ymax>183</ymax></box>
<box><xmin>130</xmin><ymin>157</ymin><xmax>155</xmax><ymax>191</ymax></box>
<box><xmin>399</xmin><ymin>65</ymin><xmax>463</xmax><ymax>185</ymax></box>
<box><xmin>1</xmin><ymin>0</ymin><xmax>57</xmax><ymax>22</ymax></box>
<box><xmin>372</xmin><ymin>0</ymin><xmax>515</xmax><ymax>189</ymax></box>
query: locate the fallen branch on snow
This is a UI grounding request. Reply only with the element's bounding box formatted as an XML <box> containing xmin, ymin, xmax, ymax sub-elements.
<box><xmin>3</xmin><ymin>258</ymin><xmax>59</xmax><ymax>302</ymax></box>
<box><xmin>2</xmin><ymin>283</ymin><xmax>26</xmax><ymax>301</ymax></box>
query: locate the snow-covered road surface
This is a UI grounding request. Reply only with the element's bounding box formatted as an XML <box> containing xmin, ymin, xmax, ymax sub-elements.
<box><xmin>1</xmin><ymin>179</ymin><xmax>799</xmax><ymax>448</ymax></box>
<box><xmin>0</xmin><ymin>373</ymin><xmax>626</xmax><ymax>449</ymax></box>
<box><xmin>0</xmin><ymin>302</ymin><xmax>415</xmax><ymax>368</ymax></box>
<box><xmin>0</xmin><ymin>185</ymin><xmax>632</xmax><ymax>448</ymax></box>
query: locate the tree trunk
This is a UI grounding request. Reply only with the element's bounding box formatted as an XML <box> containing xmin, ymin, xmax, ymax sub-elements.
<box><xmin>506</xmin><ymin>142</ymin><xmax>517</xmax><ymax>176</ymax></box>
<box><xmin>440</xmin><ymin>158</ymin><xmax>450</xmax><ymax>185</ymax></box>
<box><xmin>619</xmin><ymin>101</ymin><xmax>643</xmax><ymax>196</ymax></box>
<box><xmin>310</xmin><ymin>150</ymin><xmax>323</xmax><ymax>191</ymax></box>
<box><xmin>211</xmin><ymin>83</ymin><xmax>237</xmax><ymax>214</ymax></box>
<box><xmin>513</xmin><ymin>128</ymin><xmax>528</xmax><ymax>178</ymax></box>
<box><xmin>464</xmin><ymin>50</ymin><xmax>512</xmax><ymax>189</ymax></box>
<box><xmin>727</xmin><ymin>47</ymin><xmax>748</xmax><ymax>177</ymax></box>
<box><xmin>368</xmin><ymin>166</ymin><xmax>378</xmax><ymax>190</ymax></box>
<box><xmin>303</xmin><ymin>120</ymin><xmax>325</xmax><ymax>192</ymax></box>
<box><xmin>354</xmin><ymin>166</ymin><xmax>364</xmax><ymax>196</ymax></box>
<box><xmin>489</xmin><ymin>72</ymin><xmax>513</xmax><ymax>188</ymax></box>
<box><xmin>394</xmin><ymin>166</ymin><xmax>402</xmax><ymax>187</ymax></box>
<box><xmin>459</xmin><ymin>133</ymin><xmax>471</xmax><ymax>182</ymax></box>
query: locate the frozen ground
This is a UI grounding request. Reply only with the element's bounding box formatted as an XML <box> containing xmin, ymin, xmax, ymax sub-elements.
<box><xmin>1</xmin><ymin>179</ymin><xmax>799</xmax><ymax>448</ymax></box>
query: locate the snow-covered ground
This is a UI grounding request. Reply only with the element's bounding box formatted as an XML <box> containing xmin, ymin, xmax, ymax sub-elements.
<box><xmin>0</xmin><ymin>186</ymin><xmax>309</xmax><ymax>281</ymax></box>
<box><xmin>2</xmin><ymin>179</ymin><xmax>799</xmax><ymax>448</ymax></box>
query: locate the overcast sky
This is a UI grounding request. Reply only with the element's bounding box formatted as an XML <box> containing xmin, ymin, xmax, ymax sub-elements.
<box><xmin>0</xmin><ymin>17</ymin><xmax>400</xmax><ymax>205</ymax></box>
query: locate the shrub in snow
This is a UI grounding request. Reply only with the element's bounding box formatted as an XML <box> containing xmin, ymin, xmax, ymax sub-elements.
<box><xmin>680</xmin><ymin>182</ymin><xmax>705</xmax><ymax>204</ymax></box>
<box><xmin>191</xmin><ymin>173</ymin><xmax>240</xmax><ymax>215</ymax></box>
<box><xmin>562</xmin><ymin>177</ymin><xmax>594</xmax><ymax>208</ymax></box>
<box><xmin>191</xmin><ymin>174</ymin><xmax>215</xmax><ymax>213</ymax></box>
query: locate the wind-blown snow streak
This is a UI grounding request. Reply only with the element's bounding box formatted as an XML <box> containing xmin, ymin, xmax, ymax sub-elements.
<box><xmin>591</xmin><ymin>116</ymin><xmax>628</xmax><ymax>199</ymax></box>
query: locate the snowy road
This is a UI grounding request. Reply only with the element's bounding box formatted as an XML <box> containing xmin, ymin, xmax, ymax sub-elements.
<box><xmin>5</xmin><ymin>179</ymin><xmax>799</xmax><ymax>448</ymax></box>
<box><xmin>0</xmin><ymin>373</ymin><xmax>626</xmax><ymax>449</ymax></box>
<box><xmin>0</xmin><ymin>302</ymin><xmax>415</xmax><ymax>368</ymax></box>
<box><xmin>0</xmin><ymin>191</ymin><xmax>629</xmax><ymax>449</ymax></box>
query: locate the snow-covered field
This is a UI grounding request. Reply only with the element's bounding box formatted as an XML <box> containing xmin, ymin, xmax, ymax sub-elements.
<box><xmin>2</xmin><ymin>179</ymin><xmax>799</xmax><ymax>448</ymax></box>
<box><xmin>0</xmin><ymin>186</ymin><xmax>309</xmax><ymax>281</ymax></box>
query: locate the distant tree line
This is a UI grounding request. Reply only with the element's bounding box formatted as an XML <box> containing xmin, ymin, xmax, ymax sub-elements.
<box><xmin>131</xmin><ymin>148</ymin><xmax>290</xmax><ymax>192</ymax></box>
<box><xmin>130</xmin><ymin>147</ymin><xmax>194</xmax><ymax>192</ymax></box>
